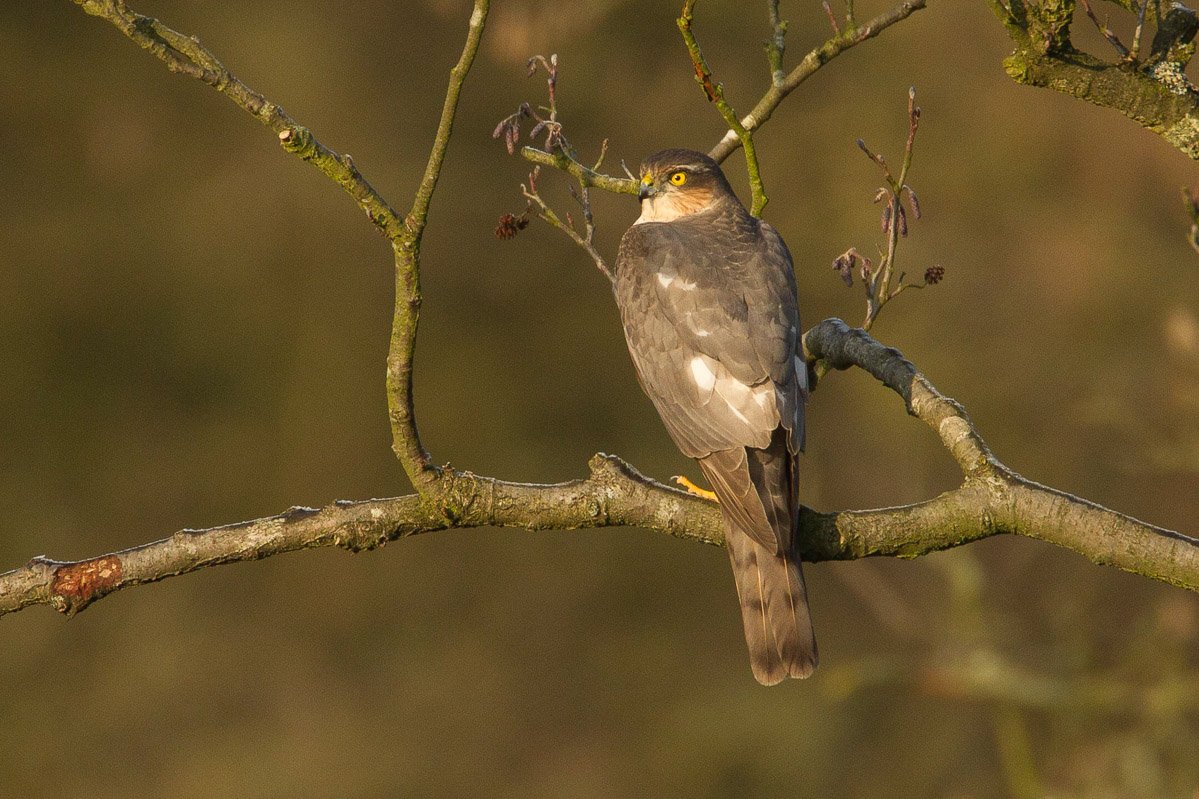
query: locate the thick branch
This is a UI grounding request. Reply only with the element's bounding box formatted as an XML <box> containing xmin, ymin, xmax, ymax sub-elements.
<box><xmin>1003</xmin><ymin>48</ymin><xmax>1199</xmax><ymax>160</ymax></box>
<box><xmin>7</xmin><ymin>321</ymin><xmax>1198</xmax><ymax>618</ymax></box>
<box><xmin>805</xmin><ymin>319</ymin><xmax>1199</xmax><ymax>589</ymax></box>
<box><xmin>41</xmin><ymin>1</ymin><xmax>1199</xmax><ymax>625</ymax></box>
<box><xmin>0</xmin><ymin>455</ymin><xmax>719</xmax><ymax>618</ymax></box>
<box><xmin>988</xmin><ymin>0</ymin><xmax>1199</xmax><ymax>160</ymax></box>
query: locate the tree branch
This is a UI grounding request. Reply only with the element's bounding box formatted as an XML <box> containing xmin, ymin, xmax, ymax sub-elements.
<box><xmin>388</xmin><ymin>0</ymin><xmax>490</xmax><ymax>491</ymax></box>
<box><xmin>516</xmin><ymin>0</ymin><xmax>927</xmax><ymax>185</ymax></box>
<box><xmin>988</xmin><ymin>0</ymin><xmax>1199</xmax><ymax>161</ymax></box>
<box><xmin>708</xmin><ymin>0</ymin><xmax>928</xmax><ymax>163</ymax></box>
<box><xmin>71</xmin><ymin>0</ymin><xmax>490</xmax><ymax>494</ymax></box>
<box><xmin>519</xmin><ymin>146</ymin><xmax>638</xmax><ymax>194</ymax></box>
<box><xmin>678</xmin><ymin>0</ymin><xmax>770</xmax><ymax>215</ymax></box>
<box><xmin>28</xmin><ymin>0</ymin><xmax>1196</xmax><ymax>630</ymax></box>
<box><xmin>74</xmin><ymin>0</ymin><xmax>407</xmax><ymax>236</ymax></box>
<box><xmin>6</xmin><ymin>320</ymin><xmax>1197</xmax><ymax>618</ymax></box>
<box><xmin>804</xmin><ymin>319</ymin><xmax>1199</xmax><ymax>589</ymax></box>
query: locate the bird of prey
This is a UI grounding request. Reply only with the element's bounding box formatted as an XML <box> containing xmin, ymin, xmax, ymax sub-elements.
<box><xmin>613</xmin><ymin>149</ymin><xmax>817</xmax><ymax>685</ymax></box>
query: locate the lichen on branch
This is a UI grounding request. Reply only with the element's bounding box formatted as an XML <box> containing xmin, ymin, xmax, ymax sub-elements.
<box><xmin>987</xmin><ymin>0</ymin><xmax>1199</xmax><ymax>160</ymax></box>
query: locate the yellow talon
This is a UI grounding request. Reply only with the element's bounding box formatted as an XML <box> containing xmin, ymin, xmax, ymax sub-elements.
<box><xmin>673</xmin><ymin>475</ymin><xmax>719</xmax><ymax>502</ymax></box>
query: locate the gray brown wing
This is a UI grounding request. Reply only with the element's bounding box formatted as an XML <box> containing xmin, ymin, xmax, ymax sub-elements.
<box><xmin>614</xmin><ymin>219</ymin><xmax>805</xmax><ymax>462</ymax></box>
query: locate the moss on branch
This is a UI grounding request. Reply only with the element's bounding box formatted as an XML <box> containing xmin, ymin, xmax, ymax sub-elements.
<box><xmin>988</xmin><ymin>0</ymin><xmax>1199</xmax><ymax>160</ymax></box>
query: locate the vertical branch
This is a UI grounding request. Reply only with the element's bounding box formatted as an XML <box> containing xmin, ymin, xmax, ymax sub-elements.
<box><xmin>389</xmin><ymin>0</ymin><xmax>490</xmax><ymax>491</ymax></box>
<box><xmin>1130</xmin><ymin>0</ymin><xmax>1150</xmax><ymax>60</ymax></box>
<box><xmin>765</xmin><ymin>0</ymin><xmax>788</xmax><ymax>86</ymax></box>
<box><xmin>836</xmin><ymin>89</ymin><xmax>935</xmax><ymax>332</ymax></box>
<box><xmin>405</xmin><ymin>1</ymin><xmax>491</xmax><ymax>241</ymax></box>
<box><xmin>870</xmin><ymin>88</ymin><xmax>920</xmax><ymax>327</ymax></box>
<box><xmin>678</xmin><ymin>0</ymin><xmax>769</xmax><ymax>216</ymax></box>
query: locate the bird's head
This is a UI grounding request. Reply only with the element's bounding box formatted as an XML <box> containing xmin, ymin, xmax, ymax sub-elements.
<box><xmin>635</xmin><ymin>149</ymin><xmax>736</xmax><ymax>224</ymax></box>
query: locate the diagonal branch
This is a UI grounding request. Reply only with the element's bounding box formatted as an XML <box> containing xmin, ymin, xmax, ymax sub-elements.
<box><xmin>804</xmin><ymin>319</ymin><xmax>1199</xmax><ymax>589</ymax></box>
<box><xmin>72</xmin><ymin>0</ymin><xmax>489</xmax><ymax>494</ymax></box>
<box><xmin>678</xmin><ymin>0</ymin><xmax>769</xmax><ymax>215</ymax></box>
<box><xmin>75</xmin><ymin>0</ymin><xmax>406</xmax><ymax>237</ymax></box>
<box><xmin>518</xmin><ymin>0</ymin><xmax>926</xmax><ymax>189</ymax></box>
<box><xmin>708</xmin><ymin>0</ymin><xmax>928</xmax><ymax>163</ymax></box>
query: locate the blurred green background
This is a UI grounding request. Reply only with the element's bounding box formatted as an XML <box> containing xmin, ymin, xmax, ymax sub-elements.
<box><xmin>2</xmin><ymin>1</ymin><xmax>1198</xmax><ymax>797</ymax></box>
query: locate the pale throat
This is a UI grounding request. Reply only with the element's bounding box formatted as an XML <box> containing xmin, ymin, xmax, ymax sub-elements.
<box><xmin>634</xmin><ymin>189</ymin><xmax>715</xmax><ymax>224</ymax></box>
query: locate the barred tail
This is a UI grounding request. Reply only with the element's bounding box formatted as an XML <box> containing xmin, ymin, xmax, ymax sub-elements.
<box><xmin>724</xmin><ymin>520</ymin><xmax>817</xmax><ymax>685</ymax></box>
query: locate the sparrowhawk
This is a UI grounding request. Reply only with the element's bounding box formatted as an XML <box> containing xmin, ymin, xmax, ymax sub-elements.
<box><xmin>614</xmin><ymin>149</ymin><xmax>817</xmax><ymax>685</ymax></box>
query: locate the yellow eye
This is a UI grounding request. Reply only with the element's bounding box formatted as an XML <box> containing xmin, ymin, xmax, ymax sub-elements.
<box><xmin>669</xmin><ymin>171</ymin><xmax>687</xmax><ymax>186</ymax></box>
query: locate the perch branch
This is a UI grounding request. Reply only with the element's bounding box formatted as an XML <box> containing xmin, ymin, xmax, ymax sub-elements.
<box><xmin>6</xmin><ymin>321</ymin><xmax>1198</xmax><ymax>618</ymax></box>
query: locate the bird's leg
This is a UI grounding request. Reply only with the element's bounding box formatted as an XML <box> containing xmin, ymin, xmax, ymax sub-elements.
<box><xmin>673</xmin><ymin>475</ymin><xmax>719</xmax><ymax>502</ymax></box>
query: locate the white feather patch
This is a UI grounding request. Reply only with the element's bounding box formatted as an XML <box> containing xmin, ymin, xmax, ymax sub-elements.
<box><xmin>689</xmin><ymin>356</ymin><xmax>716</xmax><ymax>393</ymax></box>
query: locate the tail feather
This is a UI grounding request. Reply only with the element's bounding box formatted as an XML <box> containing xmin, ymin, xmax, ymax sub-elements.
<box><xmin>724</xmin><ymin>522</ymin><xmax>817</xmax><ymax>684</ymax></box>
<box><xmin>700</xmin><ymin>432</ymin><xmax>817</xmax><ymax>685</ymax></box>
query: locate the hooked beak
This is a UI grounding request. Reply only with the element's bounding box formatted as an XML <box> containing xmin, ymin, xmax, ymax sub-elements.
<box><xmin>638</xmin><ymin>175</ymin><xmax>657</xmax><ymax>200</ymax></box>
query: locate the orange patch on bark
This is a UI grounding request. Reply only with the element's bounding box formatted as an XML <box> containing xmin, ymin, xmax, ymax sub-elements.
<box><xmin>51</xmin><ymin>556</ymin><xmax>123</xmax><ymax>600</ymax></box>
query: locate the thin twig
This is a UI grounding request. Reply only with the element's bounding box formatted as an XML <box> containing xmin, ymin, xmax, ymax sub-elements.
<box><xmin>678</xmin><ymin>0</ymin><xmax>769</xmax><ymax>215</ymax></box>
<box><xmin>522</xmin><ymin>147</ymin><xmax>637</xmax><ymax>194</ymax></box>
<box><xmin>1077</xmin><ymin>0</ymin><xmax>1132</xmax><ymax>57</ymax></box>
<box><xmin>822</xmin><ymin>1</ymin><xmax>842</xmax><ymax>36</ymax></box>
<box><xmin>1130</xmin><ymin>0</ymin><xmax>1150</xmax><ymax>61</ymax></box>
<box><xmin>850</xmin><ymin>88</ymin><xmax>928</xmax><ymax>330</ymax></box>
<box><xmin>708</xmin><ymin>0</ymin><xmax>927</xmax><ymax>163</ymax></box>
<box><xmin>522</xmin><ymin>170</ymin><xmax>612</xmax><ymax>281</ymax></box>
<box><xmin>766</xmin><ymin>0</ymin><xmax>788</xmax><ymax>86</ymax></box>
<box><xmin>494</xmin><ymin>57</ymin><xmax>618</xmax><ymax>276</ymax></box>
